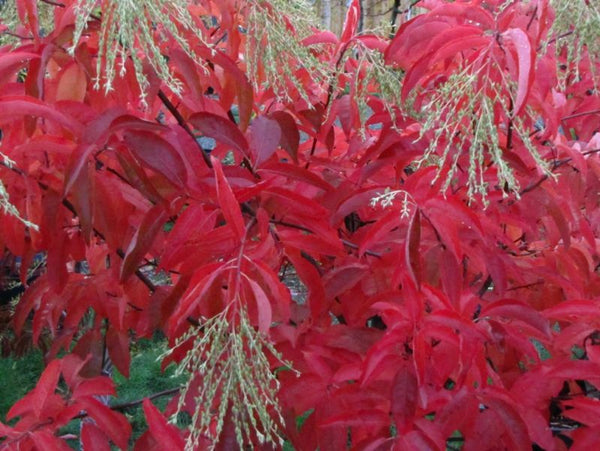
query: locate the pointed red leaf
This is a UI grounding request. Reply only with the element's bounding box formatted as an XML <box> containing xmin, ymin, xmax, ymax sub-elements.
<box><xmin>123</xmin><ymin>130</ymin><xmax>187</xmax><ymax>188</ymax></box>
<box><xmin>106</xmin><ymin>327</ymin><xmax>131</xmax><ymax>378</ymax></box>
<box><xmin>212</xmin><ymin>157</ymin><xmax>246</xmax><ymax>240</ymax></box>
<box><xmin>244</xmin><ymin>276</ymin><xmax>273</xmax><ymax>334</ymax></box>
<box><xmin>502</xmin><ymin>28</ymin><xmax>534</xmax><ymax>115</ymax></box>
<box><xmin>72</xmin><ymin>378</ymin><xmax>115</xmax><ymax>400</ymax></box>
<box><xmin>391</xmin><ymin>367</ymin><xmax>418</xmax><ymax>433</ymax></box>
<box><xmin>120</xmin><ymin>204</ymin><xmax>169</xmax><ymax>282</ymax></box>
<box><xmin>341</xmin><ymin>0</ymin><xmax>360</xmax><ymax>44</ymax></box>
<box><xmin>0</xmin><ymin>95</ymin><xmax>83</xmax><ymax>134</ymax></box>
<box><xmin>269</xmin><ymin>111</ymin><xmax>300</xmax><ymax>163</ymax></box>
<box><xmin>81</xmin><ymin>423</ymin><xmax>111</xmax><ymax>451</ymax></box>
<box><xmin>142</xmin><ymin>399</ymin><xmax>185</xmax><ymax>450</ymax></box>
<box><xmin>78</xmin><ymin>398</ymin><xmax>131</xmax><ymax>450</ymax></box>
<box><xmin>249</xmin><ymin>115</ymin><xmax>281</xmax><ymax>167</ymax></box>
<box><xmin>405</xmin><ymin>209</ymin><xmax>421</xmax><ymax>287</ymax></box>
<box><xmin>189</xmin><ymin>112</ymin><xmax>249</xmax><ymax>156</ymax></box>
<box><xmin>56</xmin><ymin>62</ymin><xmax>87</xmax><ymax>102</ymax></box>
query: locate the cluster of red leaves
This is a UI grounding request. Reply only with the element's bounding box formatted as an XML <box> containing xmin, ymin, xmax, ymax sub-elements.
<box><xmin>0</xmin><ymin>0</ymin><xmax>599</xmax><ymax>449</ymax></box>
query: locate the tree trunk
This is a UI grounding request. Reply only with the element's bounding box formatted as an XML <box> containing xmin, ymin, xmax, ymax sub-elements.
<box><xmin>321</xmin><ymin>0</ymin><xmax>332</xmax><ymax>29</ymax></box>
<box><xmin>358</xmin><ymin>0</ymin><xmax>364</xmax><ymax>33</ymax></box>
<box><xmin>390</xmin><ymin>0</ymin><xmax>401</xmax><ymax>36</ymax></box>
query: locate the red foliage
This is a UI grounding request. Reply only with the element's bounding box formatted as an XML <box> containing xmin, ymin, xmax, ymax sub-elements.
<box><xmin>1</xmin><ymin>0</ymin><xmax>600</xmax><ymax>449</ymax></box>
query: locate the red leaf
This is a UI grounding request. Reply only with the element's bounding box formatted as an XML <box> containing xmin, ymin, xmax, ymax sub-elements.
<box><xmin>249</xmin><ymin>115</ymin><xmax>281</xmax><ymax>167</ymax></box>
<box><xmin>401</xmin><ymin>34</ymin><xmax>490</xmax><ymax>100</ymax></box>
<box><xmin>78</xmin><ymin>398</ymin><xmax>131</xmax><ymax>450</ymax></box>
<box><xmin>70</xmin><ymin>161</ymin><xmax>94</xmax><ymax>241</ymax></box>
<box><xmin>56</xmin><ymin>62</ymin><xmax>87</xmax><ymax>102</ymax></box>
<box><xmin>285</xmin><ymin>249</ymin><xmax>327</xmax><ymax>320</ymax></box>
<box><xmin>543</xmin><ymin>300</ymin><xmax>600</xmax><ymax>321</ymax></box>
<box><xmin>72</xmin><ymin>378</ymin><xmax>115</xmax><ymax>400</ymax></box>
<box><xmin>259</xmin><ymin>162</ymin><xmax>333</xmax><ymax>192</ymax></box>
<box><xmin>405</xmin><ymin>209</ymin><xmax>421</xmax><ymax>287</ymax></box>
<box><xmin>480</xmin><ymin>394</ymin><xmax>530</xmax><ymax>451</ymax></box>
<box><xmin>195</xmin><ymin>47</ymin><xmax>254</xmax><ymax>132</ymax></box>
<box><xmin>321</xmin><ymin>409</ymin><xmax>389</xmax><ymax>429</ymax></box>
<box><xmin>142</xmin><ymin>399</ymin><xmax>185</xmax><ymax>450</ymax></box>
<box><xmin>481</xmin><ymin>299</ymin><xmax>550</xmax><ymax>336</ymax></box>
<box><xmin>63</xmin><ymin>108</ymin><xmax>126</xmax><ymax>196</ymax></box>
<box><xmin>430</xmin><ymin>3</ymin><xmax>495</xmax><ymax>29</ymax></box>
<box><xmin>391</xmin><ymin>367</ymin><xmax>418</xmax><ymax>433</ymax></box>
<box><xmin>341</xmin><ymin>0</ymin><xmax>360</xmax><ymax>44</ymax></box>
<box><xmin>323</xmin><ymin>263</ymin><xmax>368</xmax><ymax>299</ymax></box>
<box><xmin>244</xmin><ymin>276</ymin><xmax>273</xmax><ymax>334</ymax></box>
<box><xmin>301</xmin><ymin>30</ymin><xmax>339</xmax><ymax>46</ymax></box>
<box><xmin>30</xmin><ymin>430</ymin><xmax>72</xmax><ymax>451</ymax></box>
<box><xmin>212</xmin><ymin>157</ymin><xmax>246</xmax><ymax>240</ymax></box>
<box><xmin>189</xmin><ymin>112</ymin><xmax>249</xmax><ymax>156</ymax></box>
<box><xmin>501</xmin><ymin>28</ymin><xmax>534</xmax><ymax>115</ymax></box>
<box><xmin>120</xmin><ymin>204</ymin><xmax>169</xmax><ymax>282</ymax></box>
<box><xmin>279</xmin><ymin>229</ymin><xmax>344</xmax><ymax>257</ymax></box>
<box><xmin>0</xmin><ymin>52</ymin><xmax>39</xmax><ymax>80</ymax></box>
<box><xmin>0</xmin><ymin>95</ymin><xmax>83</xmax><ymax>134</ymax></box>
<box><xmin>269</xmin><ymin>111</ymin><xmax>300</xmax><ymax>163</ymax></box>
<box><xmin>106</xmin><ymin>327</ymin><xmax>131</xmax><ymax>378</ymax></box>
<box><xmin>7</xmin><ymin>359</ymin><xmax>61</xmax><ymax>421</ymax></box>
<box><xmin>169</xmin><ymin>263</ymin><xmax>225</xmax><ymax>333</ymax></box>
<box><xmin>264</xmin><ymin>187</ymin><xmax>329</xmax><ymax>218</ymax></box>
<box><xmin>561</xmin><ymin>397</ymin><xmax>600</xmax><ymax>426</ymax></box>
<box><xmin>81</xmin><ymin>422</ymin><xmax>112</xmax><ymax>451</ymax></box>
<box><xmin>123</xmin><ymin>130</ymin><xmax>188</xmax><ymax>188</ymax></box>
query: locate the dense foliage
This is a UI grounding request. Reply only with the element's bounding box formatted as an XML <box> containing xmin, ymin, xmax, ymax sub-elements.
<box><xmin>1</xmin><ymin>0</ymin><xmax>600</xmax><ymax>449</ymax></box>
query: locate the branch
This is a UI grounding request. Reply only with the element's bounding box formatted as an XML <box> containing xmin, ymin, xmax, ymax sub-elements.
<box><xmin>39</xmin><ymin>0</ymin><xmax>65</xmax><ymax>6</ymax></box>
<box><xmin>71</xmin><ymin>387</ymin><xmax>182</xmax><ymax>420</ymax></box>
<box><xmin>561</xmin><ymin>109</ymin><xmax>600</xmax><ymax>121</ymax></box>
<box><xmin>110</xmin><ymin>387</ymin><xmax>181</xmax><ymax>411</ymax></box>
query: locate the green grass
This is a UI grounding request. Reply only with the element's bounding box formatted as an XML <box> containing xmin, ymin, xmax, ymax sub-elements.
<box><xmin>0</xmin><ymin>350</ymin><xmax>44</xmax><ymax>422</ymax></box>
<box><xmin>0</xmin><ymin>335</ymin><xmax>184</xmax><ymax>446</ymax></box>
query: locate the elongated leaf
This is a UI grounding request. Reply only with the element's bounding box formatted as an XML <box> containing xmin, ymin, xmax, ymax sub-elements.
<box><xmin>142</xmin><ymin>399</ymin><xmax>185</xmax><ymax>450</ymax></box>
<box><xmin>123</xmin><ymin>130</ymin><xmax>187</xmax><ymax>188</ymax></box>
<box><xmin>481</xmin><ymin>299</ymin><xmax>550</xmax><ymax>336</ymax></box>
<box><xmin>169</xmin><ymin>263</ymin><xmax>225</xmax><ymax>333</ymax></box>
<box><xmin>341</xmin><ymin>0</ymin><xmax>360</xmax><ymax>44</ymax></box>
<box><xmin>269</xmin><ymin>111</ymin><xmax>300</xmax><ymax>163</ymax></box>
<box><xmin>72</xmin><ymin>378</ymin><xmax>115</xmax><ymax>400</ymax></box>
<box><xmin>0</xmin><ymin>52</ymin><xmax>39</xmax><ymax>80</ymax></box>
<box><xmin>405</xmin><ymin>209</ymin><xmax>421</xmax><ymax>287</ymax></box>
<box><xmin>244</xmin><ymin>276</ymin><xmax>273</xmax><ymax>334</ymax></box>
<box><xmin>81</xmin><ymin>423</ymin><xmax>111</xmax><ymax>451</ymax></box>
<box><xmin>120</xmin><ymin>204</ymin><xmax>169</xmax><ymax>282</ymax></box>
<box><xmin>323</xmin><ymin>263</ymin><xmax>368</xmax><ymax>299</ymax></box>
<box><xmin>7</xmin><ymin>359</ymin><xmax>61</xmax><ymax>420</ymax></box>
<box><xmin>56</xmin><ymin>62</ymin><xmax>87</xmax><ymax>102</ymax></box>
<box><xmin>302</xmin><ymin>30</ymin><xmax>339</xmax><ymax>46</ymax></box>
<box><xmin>543</xmin><ymin>300</ymin><xmax>600</xmax><ymax>320</ymax></box>
<box><xmin>79</xmin><ymin>397</ymin><xmax>131</xmax><ymax>450</ymax></box>
<box><xmin>279</xmin><ymin>229</ymin><xmax>344</xmax><ymax>257</ymax></box>
<box><xmin>502</xmin><ymin>28</ymin><xmax>534</xmax><ymax>114</ymax></box>
<box><xmin>0</xmin><ymin>95</ymin><xmax>83</xmax><ymax>134</ymax></box>
<box><xmin>391</xmin><ymin>367</ymin><xmax>418</xmax><ymax>433</ymax></box>
<box><xmin>259</xmin><ymin>162</ymin><xmax>332</xmax><ymax>192</ymax></box>
<box><xmin>212</xmin><ymin>157</ymin><xmax>246</xmax><ymax>240</ymax></box>
<box><xmin>249</xmin><ymin>115</ymin><xmax>281</xmax><ymax>167</ymax></box>
<box><xmin>189</xmin><ymin>112</ymin><xmax>249</xmax><ymax>156</ymax></box>
<box><xmin>106</xmin><ymin>327</ymin><xmax>131</xmax><ymax>378</ymax></box>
